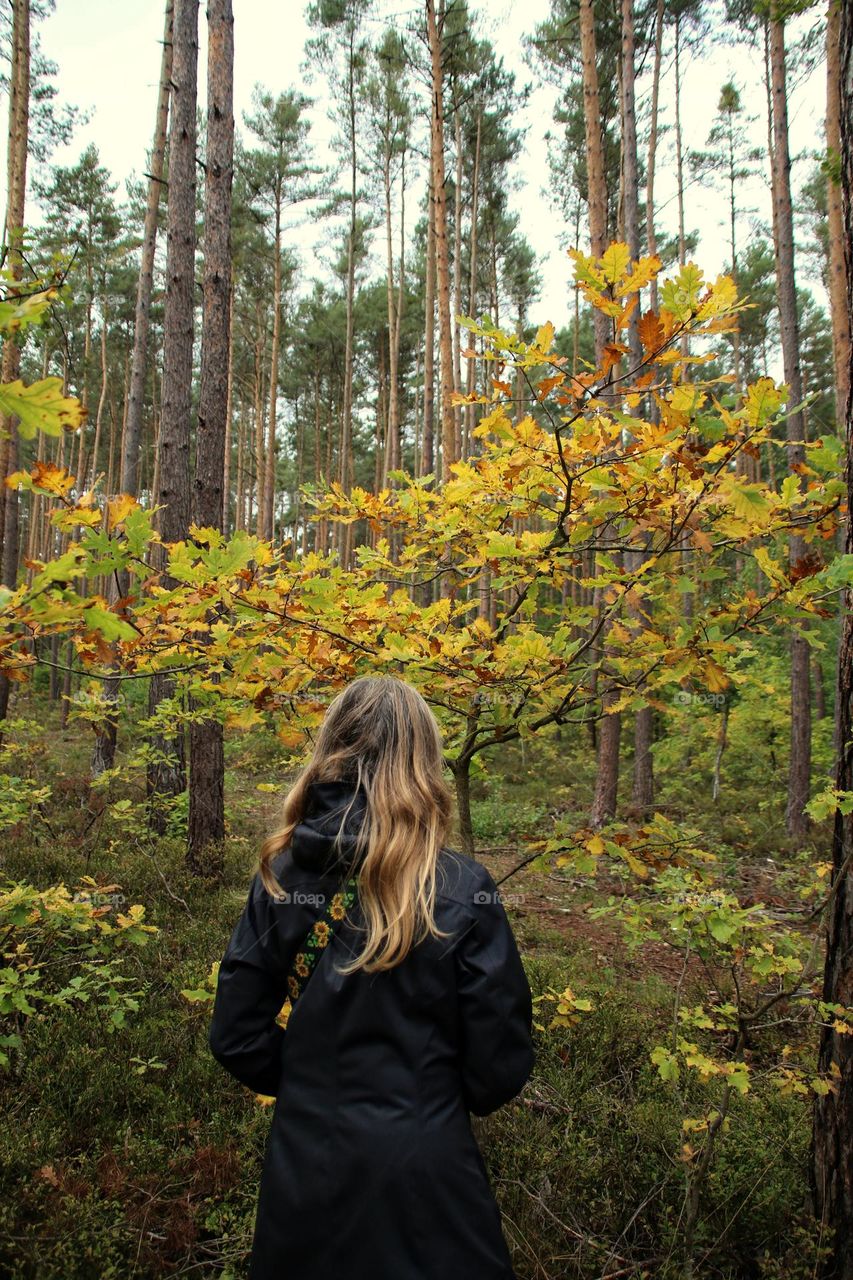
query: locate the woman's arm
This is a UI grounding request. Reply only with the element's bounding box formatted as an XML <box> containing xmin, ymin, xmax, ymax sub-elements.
<box><xmin>454</xmin><ymin>865</ymin><xmax>536</xmax><ymax>1117</ymax></box>
<box><xmin>209</xmin><ymin>872</ymin><xmax>289</xmax><ymax>1097</ymax></box>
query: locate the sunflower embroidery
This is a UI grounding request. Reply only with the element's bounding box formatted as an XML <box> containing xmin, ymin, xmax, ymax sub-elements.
<box><xmin>285</xmin><ymin>876</ymin><xmax>358</xmax><ymax>1007</ymax></box>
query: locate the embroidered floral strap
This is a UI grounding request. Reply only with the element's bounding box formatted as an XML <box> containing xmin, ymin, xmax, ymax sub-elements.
<box><xmin>285</xmin><ymin>876</ymin><xmax>358</xmax><ymax>1007</ymax></box>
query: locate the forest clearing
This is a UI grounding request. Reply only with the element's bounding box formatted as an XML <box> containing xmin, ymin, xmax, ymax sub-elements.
<box><xmin>0</xmin><ymin>0</ymin><xmax>852</xmax><ymax>1276</ymax></box>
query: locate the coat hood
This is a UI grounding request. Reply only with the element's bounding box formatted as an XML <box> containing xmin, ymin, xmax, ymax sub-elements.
<box><xmin>290</xmin><ymin>779</ymin><xmax>369</xmax><ymax>875</ymax></box>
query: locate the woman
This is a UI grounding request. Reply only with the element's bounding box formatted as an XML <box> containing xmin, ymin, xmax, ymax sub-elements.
<box><xmin>209</xmin><ymin>674</ymin><xmax>535</xmax><ymax>1280</ymax></box>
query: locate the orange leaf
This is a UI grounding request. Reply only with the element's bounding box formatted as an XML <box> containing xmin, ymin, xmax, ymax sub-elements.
<box><xmin>31</xmin><ymin>461</ymin><xmax>76</xmax><ymax>497</ymax></box>
<box><xmin>638</xmin><ymin>310</ymin><xmax>665</xmax><ymax>353</ymax></box>
<box><xmin>601</xmin><ymin>345</ymin><xmax>626</xmax><ymax>377</ymax></box>
<box><xmin>536</xmin><ymin>373</ymin><xmax>565</xmax><ymax>401</ymax></box>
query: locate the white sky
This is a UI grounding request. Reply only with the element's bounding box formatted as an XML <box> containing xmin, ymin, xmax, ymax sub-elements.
<box><xmin>2</xmin><ymin>0</ymin><xmax>828</xmax><ymax>332</ymax></box>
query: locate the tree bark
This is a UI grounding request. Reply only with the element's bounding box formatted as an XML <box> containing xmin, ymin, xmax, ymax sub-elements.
<box><xmin>422</xmin><ymin>173</ymin><xmax>436</xmax><ymax>479</ymax></box>
<box><xmin>464</xmin><ymin>108</ymin><xmax>481</xmax><ymax>459</ymax></box>
<box><xmin>770</xmin><ymin>13</ymin><xmax>812</xmax><ymax>841</ymax></box>
<box><xmin>620</xmin><ymin>0</ymin><xmax>653</xmax><ymax>811</ymax></box>
<box><xmin>827</xmin><ymin>0</ymin><xmax>851</xmax><ymax>428</ymax></box>
<box><xmin>221</xmin><ymin>270</ymin><xmax>235</xmax><ymax>535</ymax></box>
<box><xmin>0</xmin><ymin>0</ymin><xmax>30</xmax><ymax>727</ymax></box>
<box><xmin>263</xmin><ymin>188</ymin><xmax>282</xmax><ymax>542</ymax></box>
<box><xmin>122</xmin><ymin>0</ymin><xmax>173</xmax><ymax>499</ymax></box>
<box><xmin>426</xmin><ymin>0</ymin><xmax>458</xmax><ymax>481</ymax></box>
<box><xmin>578</xmin><ymin>0</ymin><xmax>607</xmax><ymax>362</ymax></box>
<box><xmin>383</xmin><ymin>127</ymin><xmax>400</xmax><ymax>479</ymax></box>
<box><xmin>452</xmin><ymin>107</ymin><xmax>463</xmax><ymax>453</ymax></box>
<box><xmin>337</xmin><ymin>19</ymin><xmax>359</xmax><ymax>569</ymax></box>
<box><xmin>147</xmin><ymin>0</ymin><xmax>198</xmax><ymax>834</ymax></box>
<box><xmin>646</xmin><ymin>0</ymin><xmax>664</xmax><ymax>309</ymax></box>
<box><xmin>812</xmin><ymin>4</ymin><xmax>853</xmax><ymax>1258</ymax></box>
<box><xmin>813</xmin><ymin>0</ymin><xmax>853</xmax><ymax>1220</ymax></box>
<box><xmin>187</xmin><ymin>0</ymin><xmax>233</xmax><ymax>875</ymax></box>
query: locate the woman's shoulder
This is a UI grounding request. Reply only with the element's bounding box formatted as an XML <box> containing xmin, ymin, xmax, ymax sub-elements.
<box><xmin>435</xmin><ymin>846</ymin><xmax>498</xmax><ymax>910</ymax></box>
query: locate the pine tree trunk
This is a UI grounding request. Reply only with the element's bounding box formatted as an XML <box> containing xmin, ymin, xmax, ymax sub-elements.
<box><xmin>221</xmin><ymin>271</ymin><xmax>235</xmax><ymax>535</ymax></box>
<box><xmin>422</xmin><ymin>176</ymin><xmax>436</xmax><ymax>478</ymax></box>
<box><xmin>395</xmin><ymin>154</ymin><xmax>406</xmax><ymax>467</ymax></box>
<box><xmin>463</xmin><ymin>109</ymin><xmax>481</xmax><ymax>459</ymax></box>
<box><xmin>620</xmin><ymin>0</ymin><xmax>653</xmax><ymax>811</ymax></box>
<box><xmin>0</xmin><ymin>0</ymin><xmax>30</xmax><ymax>727</ymax></box>
<box><xmin>827</xmin><ymin>0</ymin><xmax>850</xmax><ymax>428</ymax></box>
<box><xmin>263</xmin><ymin>193</ymin><xmax>282</xmax><ymax>542</ymax></box>
<box><xmin>646</xmin><ymin>0</ymin><xmax>663</xmax><ymax>309</ymax></box>
<box><xmin>770</xmin><ymin>14</ymin><xmax>812</xmax><ymax>841</ymax></box>
<box><xmin>827</xmin><ymin>0</ymin><xmax>850</xmax><ymax>769</ymax></box>
<box><xmin>122</xmin><ymin>0</ymin><xmax>173</xmax><ymax>498</ymax></box>
<box><xmin>578</xmin><ymin>0</ymin><xmax>608</xmax><ymax>361</ymax></box>
<box><xmin>383</xmin><ymin>139</ymin><xmax>400</xmax><ymax>476</ymax></box>
<box><xmin>147</xmin><ymin>0</ymin><xmax>198</xmax><ymax>834</ymax></box>
<box><xmin>338</xmin><ymin>22</ymin><xmax>358</xmax><ymax>569</ymax></box>
<box><xmin>253</xmin><ymin>314</ymin><xmax>266</xmax><ymax>533</ymax></box>
<box><xmin>812</xmin><ymin>5</ymin><xmax>853</xmax><ymax>1257</ymax></box>
<box><xmin>452</xmin><ymin>107</ymin><xmax>463</xmax><ymax>453</ymax></box>
<box><xmin>584</xmin><ymin>0</ymin><xmax>622</xmax><ymax>824</ymax></box>
<box><xmin>674</xmin><ymin>13</ymin><xmax>686</xmax><ymax>272</ymax></box>
<box><xmin>426</xmin><ymin>0</ymin><xmax>458</xmax><ymax>481</ymax></box>
<box><xmin>187</xmin><ymin>0</ymin><xmax>233</xmax><ymax>876</ymax></box>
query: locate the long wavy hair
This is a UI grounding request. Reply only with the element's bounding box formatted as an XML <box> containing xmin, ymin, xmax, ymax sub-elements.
<box><xmin>258</xmin><ymin>675</ymin><xmax>455</xmax><ymax>974</ymax></box>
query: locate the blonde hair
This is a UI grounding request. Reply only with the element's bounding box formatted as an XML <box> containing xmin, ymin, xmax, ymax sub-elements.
<box><xmin>258</xmin><ymin>675</ymin><xmax>455</xmax><ymax>974</ymax></box>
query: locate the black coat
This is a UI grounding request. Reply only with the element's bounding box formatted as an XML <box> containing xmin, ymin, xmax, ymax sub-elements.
<box><xmin>209</xmin><ymin>780</ymin><xmax>535</xmax><ymax>1280</ymax></box>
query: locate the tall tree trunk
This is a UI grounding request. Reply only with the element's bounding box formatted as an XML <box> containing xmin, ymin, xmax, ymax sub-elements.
<box><xmin>579</xmin><ymin>0</ymin><xmax>608</xmax><ymax>361</ymax></box>
<box><xmin>452</xmin><ymin>106</ymin><xmax>463</xmax><ymax>454</ymax></box>
<box><xmin>646</xmin><ymin>0</ymin><xmax>664</xmax><ymax>309</ymax></box>
<box><xmin>585</xmin><ymin>0</ymin><xmax>620</xmax><ymax>826</ymax></box>
<box><xmin>422</xmin><ymin>175</ymin><xmax>436</xmax><ymax>478</ymax></box>
<box><xmin>338</xmin><ymin>21</ymin><xmax>358</xmax><ymax>569</ymax></box>
<box><xmin>827</xmin><ymin>0</ymin><xmax>850</xmax><ymax>428</ymax></box>
<box><xmin>620</xmin><ymin>0</ymin><xmax>653</xmax><ymax>812</ymax></box>
<box><xmin>0</xmin><ymin>0</ymin><xmax>30</xmax><ymax>728</ymax></box>
<box><xmin>221</xmin><ymin>269</ymin><xmax>235</xmax><ymax>535</ymax></box>
<box><xmin>147</xmin><ymin>0</ymin><xmax>198</xmax><ymax>834</ymax></box>
<box><xmin>770</xmin><ymin>13</ymin><xmax>811</xmax><ymax>841</ymax></box>
<box><xmin>89</xmin><ymin>301</ymin><xmax>109</xmax><ymax>489</ymax></box>
<box><xmin>426</xmin><ymin>0</ymin><xmax>457</xmax><ymax>481</ymax></box>
<box><xmin>674</xmin><ymin>12</ymin><xmax>686</xmax><ymax>271</ymax></box>
<box><xmin>187</xmin><ymin>0</ymin><xmax>233</xmax><ymax>875</ymax></box>
<box><xmin>383</xmin><ymin>138</ymin><xmax>400</xmax><ymax>478</ymax></box>
<box><xmin>463</xmin><ymin>108</ymin><xmax>481</xmax><ymax>459</ymax></box>
<box><xmin>263</xmin><ymin>191</ymin><xmax>281</xmax><ymax>542</ymax></box>
<box><xmin>395</xmin><ymin>154</ymin><xmax>406</xmax><ymax>466</ymax></box>
<box><xmin>812</xmin><ymin>4</ymin><xmax>853</xmax><ymax>1262</ymax></box>
<box><xmin>827</xmin><ymin>0</ymin><xmax>850</xmax><ymax>770</ymax></box>
<box><xmin>253</xmin><ymin>311</ymin><xmax>266</xmax><ymax>533</ymax></box>
<box><xmin>727</xmin><ymin>115</ymin><xmax>745</xmax><ymax>403</ymax></box>
<box><xmin>235</xmin><ymin>401</ymin><xmax>246</xmax><ymax>531</ymax></box>
<box><xmin>122</xmin><ymin>0</ymin><xmax>173</xmax><ymax>498</ymax></box>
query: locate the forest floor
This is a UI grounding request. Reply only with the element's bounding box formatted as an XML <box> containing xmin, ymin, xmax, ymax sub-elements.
<box><xmin>0</xmin><ymin>694</ymin><xmax>835</xmax><ymax>1280</ymax></box>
